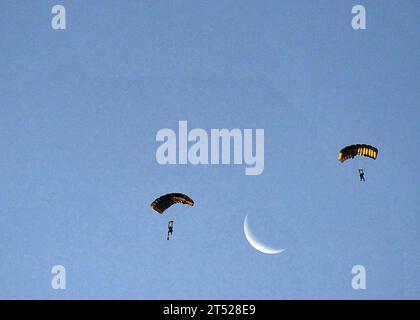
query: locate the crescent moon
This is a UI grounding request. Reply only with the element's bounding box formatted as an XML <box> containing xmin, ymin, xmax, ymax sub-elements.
<box><xmin>244</xmin><ymin>215</ymin><xmax>285</xmax><ymax>255</ymax></box>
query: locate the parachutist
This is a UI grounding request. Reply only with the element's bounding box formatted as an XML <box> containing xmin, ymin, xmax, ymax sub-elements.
<box><xmin>359</xmin><ymin>169</ymin><xmax>365</xmax><ymax>182</ymax></box>
<box><xmin>167</xmin><ymin>226</ymin><xmax>173</xmax><ymax>240</ymax></box>
<box><xmin>150</xmin><ymin>194</ymin><xmax>193</xmax><ymax>239</ymax></box>
<box><xmin>167</xmin><ymin>221</ymin><xmax>174</xmax><ymax>240</ymax></box>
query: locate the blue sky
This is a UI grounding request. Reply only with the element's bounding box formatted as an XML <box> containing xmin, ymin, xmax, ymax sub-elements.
<box><xmin>0</xmin><ymin>0</ymin><xmax>419</xmax><ymax>299</ymax></box>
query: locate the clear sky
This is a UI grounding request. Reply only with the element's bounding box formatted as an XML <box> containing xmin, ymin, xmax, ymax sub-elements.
<box><xmin>0</xmin><ymin>0</ymin><xmax>419</xmax><ymax>299</ymax></box>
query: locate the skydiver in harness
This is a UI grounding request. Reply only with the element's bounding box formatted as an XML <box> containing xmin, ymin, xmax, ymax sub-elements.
<box><xmin>358</xmin><ymin>169</ymin><xmax>365</xmax><ymax>182</ymax></box>
<box><xmin>167</xmin><ymin>221</ymin><xmax>174</xmax><ymax>240</ymax></box>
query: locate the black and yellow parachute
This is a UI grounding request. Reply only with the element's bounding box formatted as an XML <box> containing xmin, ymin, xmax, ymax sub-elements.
<box><xmin>151</xmin><ymin>193</ymin><xmax>194</xmax><ymax>214</ymax></box>
<box><xmin>338</xmin><ymin>144</ymin><xmax>378</xmax><ymax>163</ymax></box>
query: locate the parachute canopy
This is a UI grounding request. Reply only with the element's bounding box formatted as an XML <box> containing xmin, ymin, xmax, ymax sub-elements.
<box><xmin>151</xmin><ymin>193</ymin><xmax>194</xmax><ymax>214</ymax></box>
<box><xmin>338</xmin><ymin>144</ymin><xmax>378</xmax><ymax>163</ymax></box>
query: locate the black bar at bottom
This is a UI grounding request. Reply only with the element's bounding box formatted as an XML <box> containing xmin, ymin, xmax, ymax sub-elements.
<box><xmin>0</xmin><ymin>300</ymin><xmax>417</xmax><ymax>318</ymax></box>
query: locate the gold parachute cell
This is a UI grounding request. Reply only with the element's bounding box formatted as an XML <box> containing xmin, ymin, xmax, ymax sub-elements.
<box><xmin>338</xmin><ymin>144</ymin><xmax>378</xmax><ymax>163</ymax></box>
